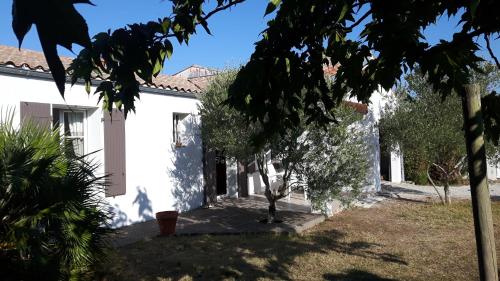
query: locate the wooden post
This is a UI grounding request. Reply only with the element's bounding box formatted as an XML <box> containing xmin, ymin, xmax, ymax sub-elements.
<box><xmin>461</xmin><ymin>84</ymin><xmax>498</xmax><ymax>281</ymax></box>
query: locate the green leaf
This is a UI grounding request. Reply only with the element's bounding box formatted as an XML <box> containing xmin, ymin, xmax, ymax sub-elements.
<box><xmin>161</xmin><ymin>18</ymin><xmax>171</xmax><ymax>34</ymax></box>
<box><xmin>39</xmin><ymin>35</ymin><xmax>66</xmax><ymax>96</ymax></box>
<box><xmin>85</xmin><ymin>81</ymin><xmax>91</xmax><ymax>94</ymax></box>
<box><xmin>12</xmin><ymin>0</ymin><xmax>33</xmax><ymax>47</ymax></box>
<box><xmin>12</xmin><ymin>0</ymin><xmax>93</xmax><ymax>96</ymax></box>
<box><xmin>338</xmin><ymin>2</ymin><xmax>350</xmax><ymax>22</ymax></box>
<box><xmin>95</xmin><ymin>81</ymin><xmax>115</xmax><ymax>112</ymax></box>
<box><xmin>152</xmin><ymin>50</ymin><xmax>165</xmax><ymax>76</ymax></box>
<box><xmin>285</xmin><ymin>57</ymin><xmax>290</xmax><ymax>74</ymax></box>
<box><xmin>469</xmin><ymin>0</ymin><xmax>480</xmax><ymax>19</ymax></box>
<box><xmin>264</xmin><ymin>0</ymin><xmax>281</xmax><ymax>16</ymax></box>
<box><xmin>199</xmin><ymin>19</ymin><xmax>211</xmax><ymax>35</ymax></box>
<box><xmin>164</xmin><ymin>40</ymin><xmax>173</xmax><ymax>59</ymax></box>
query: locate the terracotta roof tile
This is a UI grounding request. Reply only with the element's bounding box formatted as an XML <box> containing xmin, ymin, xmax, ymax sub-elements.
<box><xmin>187</xmin><ymin>75</ymin><xmax>215</xmax><ymax>92</ymax></box>
<box><xmin>0</xmin><ymin>45</ymin><xmax>200</xmax><ymax>93</ymax></box>
<box><xmin>323</xmin><ymin>63</ymin><xmax>339</xmax><ymax>76</ymax></box>
<box><xmin>343</xmin><ymin>101</ymin><xmax>369</xmax><ymax>114</ymax></box>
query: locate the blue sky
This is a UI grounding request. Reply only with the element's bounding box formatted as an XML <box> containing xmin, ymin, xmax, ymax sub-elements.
<box><xmin>0</xmin><ymin>1</ymin><xmax>498</xmax><ymax>75</ymax></box>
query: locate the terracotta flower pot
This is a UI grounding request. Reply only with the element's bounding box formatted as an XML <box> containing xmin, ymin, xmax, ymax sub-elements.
<box><xmin>156</xmin><ymin>211</ymin><xmax>178</xmax><ymax>235</ymax></box>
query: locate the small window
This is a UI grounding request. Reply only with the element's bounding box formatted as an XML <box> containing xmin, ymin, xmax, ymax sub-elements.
<box><xmin>173</xmin><ymin>113</ymin><xmax>189</xmax><ymax>147</ymax></box>
<box><xmin>54</xmin><ymin>110</ymin><xmax>86</xmax><ymax>156</ymax></box>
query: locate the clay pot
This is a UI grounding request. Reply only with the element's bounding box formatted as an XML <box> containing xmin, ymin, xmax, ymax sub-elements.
<box><xmin>156</xmin><ymin>211</ymin><xmax>178</xmax><ymax>235</ymax></box>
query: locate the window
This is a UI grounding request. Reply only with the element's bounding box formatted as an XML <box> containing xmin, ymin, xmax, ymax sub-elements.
<box><xmin>54</xmin><ymin>109</ymin><xmax>86</xmax><ymax>156</ymax></box>
<box><xmin>173</xmin><ymin>113</ymin><xmax>189</xmax><ymax>147</ymax></box>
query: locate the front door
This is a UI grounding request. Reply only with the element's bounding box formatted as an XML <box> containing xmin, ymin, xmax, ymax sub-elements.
<box><xmin>215</xmin><ymin>150</ymin><xmax>227</xmax><ymax>195</ymax></box>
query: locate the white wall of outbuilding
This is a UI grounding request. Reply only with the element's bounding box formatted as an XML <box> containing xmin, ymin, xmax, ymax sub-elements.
<box><xmin>0</xmin><ymin>68</ymin><xmax>204</xmax><ymax>227</ymax></box>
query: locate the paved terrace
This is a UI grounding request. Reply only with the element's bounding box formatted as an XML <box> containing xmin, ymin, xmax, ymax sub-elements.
<box><xmin>112</xmin><ymin>194</ymin><xmax>325</xmax><ymax>247</ymax></box>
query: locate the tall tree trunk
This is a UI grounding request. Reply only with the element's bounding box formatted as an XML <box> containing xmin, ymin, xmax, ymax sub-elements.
<box><xmin>461</xmin><ymin>84</ymin><xmax>498</xmax><ymax>281</ymax></box>
<box><xmin>444</xmin><ymin>182</ymin><xmax>451</xmax><ymax>205</ymax></box>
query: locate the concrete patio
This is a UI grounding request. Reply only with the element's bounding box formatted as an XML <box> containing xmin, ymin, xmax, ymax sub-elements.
<box><xmin>112</xmin><ymin>194</ymin><xmax>325</xmax><ymax>247</ymax></box>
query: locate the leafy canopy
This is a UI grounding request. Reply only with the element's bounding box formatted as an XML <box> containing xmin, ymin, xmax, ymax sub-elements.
<box><xmin>10</xmin><ymin>0</ymin><xmax>500</xmax><ymax>141</ymax></box>
<box><xmin>199</xmin><ymin>69</ymin><xmax>257</xmax><ymax>160</ymax></box>
<box><xmin>379</xmin><ymin>63</ymin><xmax>500</xmax><ymax>184</ymax></box>
<box><xmin>199</xmin><ymin>70</ymin><xmax>368</xmax><ymax>215</ymax></box>
<box><xmin>228</xmin><ymin>0</ymin><xmax>500</xmax><ymax>142</ymax></box>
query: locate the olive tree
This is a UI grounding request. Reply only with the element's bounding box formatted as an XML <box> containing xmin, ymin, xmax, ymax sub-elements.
<box><xmin>199</xmin><ymin>70</ymin><xmax>255</xmax><ymax>162</ymax></box>
<box><xmin>296</xmin><ymin>106</ymin><xmax>369</xmax><ymax>214</ymax></box>
<box><xmin>380</xmin><ymin>64</ymin><xmax>500</xmax><ymax>204</ymax></box>
<box><xmin>200</xmin><ymin>71</ymin><xmax>368</xmax><ymax>221</ymax></box>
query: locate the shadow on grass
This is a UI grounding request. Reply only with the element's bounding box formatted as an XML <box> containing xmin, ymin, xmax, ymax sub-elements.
<box><xmin>324</xmin><ymin>269</ymin><xmax>398</xmax><ymax>280</ymax></box>
<box><xmin>97</xmin><ymin>229</ymin><xmax>407</xmax><ymax>281</ymax></box>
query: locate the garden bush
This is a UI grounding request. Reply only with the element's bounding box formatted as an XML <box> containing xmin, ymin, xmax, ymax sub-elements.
<box><xmin>0</xmin><ymin>116</ymin><xmax>111</xmax><ymax>281</ymax></box>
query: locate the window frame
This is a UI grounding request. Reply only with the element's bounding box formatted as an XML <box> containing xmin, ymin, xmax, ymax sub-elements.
<box><xmin>173</xmin><ymin>112</ymin><xmax>189</xmax><ymax>147</ymax></box>
<box><xmin>57</xmin><ymin>109</ymin><xmax>87</xmax><ymax>156</ymax></box>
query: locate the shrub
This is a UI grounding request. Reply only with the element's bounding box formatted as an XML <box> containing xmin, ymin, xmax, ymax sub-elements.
<box><xmin>0</xmin><ymin>116</ymin><xmax>111</xmax><ymax>281</ymax></box>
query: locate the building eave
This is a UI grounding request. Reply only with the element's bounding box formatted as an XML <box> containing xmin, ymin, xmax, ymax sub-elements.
<box><xmin>0</xmin><ymin>65</ymin><xmax>200</xmax><ymax>100</ymax></box>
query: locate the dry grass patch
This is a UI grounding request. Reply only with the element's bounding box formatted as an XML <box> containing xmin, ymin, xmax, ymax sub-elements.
<box><xmin>96</xmin><ymin>200</ymin><xmax>500</xmax><ymax>281</ymax></box>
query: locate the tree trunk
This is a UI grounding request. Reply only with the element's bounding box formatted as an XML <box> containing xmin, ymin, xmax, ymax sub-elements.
<box><xmin>202</xmin><ymin>146</ymin><xmax>217</xmax><ymax>206</ymax></box>
<box><xmin>256</xmin><ymin>153</ymin><xmax>279</xmax><ymax>223</ymax></box>
<box><xmin>267</xmin><ymin>198</ymin><xmax>277</xmax><ymax>223</ymax></box>
<box><xmin>461</xmin><ymin>84</ymin><xmax>498</xmax><ymax>281</ymax></box>
<box><xmin>444</xmin><ymin>183</ymin><xmax>451</xmax><ymax>205</ymax></box>
<box><xmin>237</xmin><ymin>158</ymin><xmax>249</xmax><ymax>197</ymax></box>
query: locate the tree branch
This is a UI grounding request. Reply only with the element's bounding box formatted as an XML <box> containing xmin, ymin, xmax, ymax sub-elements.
<box><xmin>427</xmin><ymin>166</ymin><xmax>445</xmax><ymax>204</ymax></box>
<box><xmin>485</xmin><ymin>34</ymin><xmax>500</xmax><ymax>69</ymax></box>
<box><xmin>278</xmin><ymin>182</ymin><xmax>304</xmax><ymax>199</ymax></box>
<box><xmin>202</xmin><ymin>0</ymin><xmax>246</xmax><ymax>21</ymax></box>
<box><xmin>452</xmin><ymin>156</ymin><xmax>466</xmax><ymax>179</ymax></box>
<box><xmin>432</xmin><ymin>162</ymin><xmax>449</xmax><ymax>178</ymax></box>
<box><xmin>344</xmin><ymin>9</ymin><xmax>372</xmax><ymax>31</ymax></box>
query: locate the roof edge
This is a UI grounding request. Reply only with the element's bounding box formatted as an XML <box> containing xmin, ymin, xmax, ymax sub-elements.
<box><xmin>0</xmin><ymin>65</ymin><xmax>199</xmax><ymax>99</ymax></box>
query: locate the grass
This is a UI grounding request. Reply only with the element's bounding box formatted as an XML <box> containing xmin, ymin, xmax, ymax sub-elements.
<box><xmin>96</xmin><ymin>199</ymin><xmax>500</xmax><ymax>281</ymax></box>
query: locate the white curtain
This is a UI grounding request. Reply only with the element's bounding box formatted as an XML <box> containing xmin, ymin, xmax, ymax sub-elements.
<box><xmin>64</xmin><ymin>112</ymin><xmax>84</xmax><ymax>155</ymax></box>
<box><xmin>67</xmin><ymin>112</ymin><xmax>84</xmax><ymax>137</ymax></box>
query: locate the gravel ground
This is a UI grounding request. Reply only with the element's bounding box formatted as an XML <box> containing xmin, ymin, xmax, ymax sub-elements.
<box><xmin>380</xmin><ymin>180</ymin><xmax>500</xmax><ymax>201</ymax></box>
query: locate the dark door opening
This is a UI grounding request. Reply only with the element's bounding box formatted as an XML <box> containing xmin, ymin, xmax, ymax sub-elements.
<box><xmin>215</xmin><ymin>150</ymin><xmax>227</xmax><ymax>195</ymax></box>
<box><xmin>379</xmin><ymin>131</ymin><xmax>390</xmax><ymax>181</ymax></box>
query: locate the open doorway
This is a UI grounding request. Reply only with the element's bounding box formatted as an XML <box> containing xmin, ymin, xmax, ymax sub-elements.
<box><xmin>215</xmin><ymin>150</ymin><xmax>227</xmax><ymax>195</ymax></box>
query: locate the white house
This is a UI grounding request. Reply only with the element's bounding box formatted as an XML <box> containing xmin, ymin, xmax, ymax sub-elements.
<box><xmin>0</xmin><ymin>45</ymin><xmax>210</xmax><ymax>227</ymax></box>
<box><xmin>245</xmin><ymin>87</ymin><xmax>398</xmax><ymax>197</ymax></box>
<box><xmin>0</xmin><ymin>45</ymin><xmax>413</xmax><ymax>228</ymax></box>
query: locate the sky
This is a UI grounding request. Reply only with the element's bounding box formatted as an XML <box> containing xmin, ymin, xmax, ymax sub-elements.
<box><xmin>0</xmin><ymin>0</ymin><xmax>269</xmax><ymax>75</ymax></box>
<box><xmin>0</xmin><ymin>1</ymin><xmax>498</xmax><ymax>75</ymax></box>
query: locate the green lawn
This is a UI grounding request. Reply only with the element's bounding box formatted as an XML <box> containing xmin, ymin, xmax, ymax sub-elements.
<box><xmin>96</xmin><ymin>199</ymin><xmax>500</xmax><ymax>281</ymax></box>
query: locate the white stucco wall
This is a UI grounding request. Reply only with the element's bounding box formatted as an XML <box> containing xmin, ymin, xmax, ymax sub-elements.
<box><xmin>0</xmin><ymin>71</ymin><xmax>204</xmax><ymax>228</ymax></box>
<box><xmin>389</xmin><ymin>149</ymin><xmax>404</xmax><ymax>183</ymax></box>
<box><xmin>487</xmin><ymin>161</ymin><xmax>499</xmax><ymax>181</ymax></box>
<box><xmin>248</xmin><ymin>171</ymin><xmax>264</xmax><ymax>195</ymax></box>
<box><xmin>357</xmin><ymin>102</ymin><xmax>381</xmax><ymax>192</ymax></box>
<box><xmin>370</xmin><ymin>87</ymin><xmax>406</xmax><ymax>183</ymax></box>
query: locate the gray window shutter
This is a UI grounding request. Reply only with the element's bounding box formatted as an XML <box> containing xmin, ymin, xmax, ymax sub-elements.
<box><xmin>20</xmin><ymin>101</ymin><xmax>51</xmax><ymax>127</ymax></box>
<box><xmin>104</xmin><ymin>109</ymin><xmax>126</xmax><ymax>197</ymax></box>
